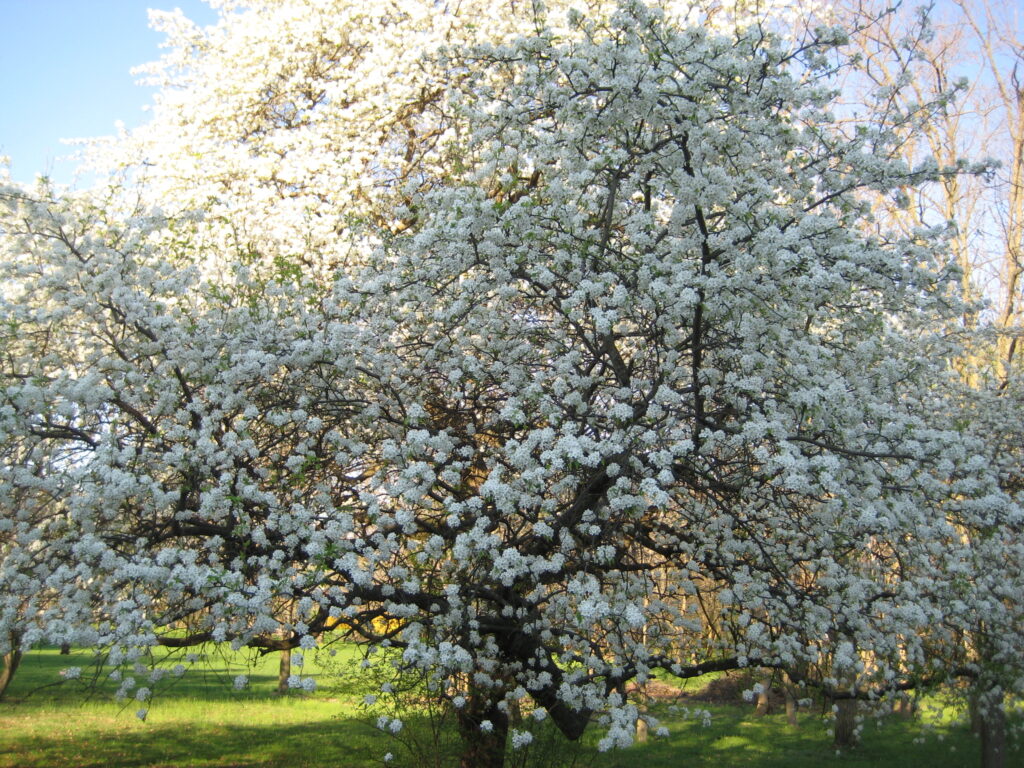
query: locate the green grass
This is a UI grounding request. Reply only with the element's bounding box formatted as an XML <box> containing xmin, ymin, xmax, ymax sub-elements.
<box><xmin>589</xmin><ymin>706</ymin><xmax>981</xmax><ymax>768</ymax></box>
<box><xmin>0</xmin><ymin>644</ymin><xmax>382</xmax><ymax>768</ymax></box>
<box><xmin>0</xmin><ymin>647</ymin><xmax>1015</xmax><ymax>768</ymax></box>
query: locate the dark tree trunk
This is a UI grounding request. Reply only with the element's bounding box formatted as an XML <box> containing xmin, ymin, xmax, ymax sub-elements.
<box><xmin>0</xmin><ymin>648</ymin><xmax>21</xmax><ymax>701</ymax></box>
<box><xmin>979</xmin><ymin>695</ymin><xmax>1007</xmax><ymax>768</ymax></box>
<box><xmin>59</xmin><ymin>643</ymin><xmax>71</xmax><ymax>655</ymax></box>
<box><xmin>457</xmin><ymin>693</ymin><xmax>510</xmax><ymax>768</ymax></box>
<box><xmin>832</xmin><ymin>699</ymin><xmax>858</xmax><ymax>749</ymax></box>
<box><xmin>970</xmin><ymin>691</ymin><xmax>984</xmax><ymax>735</ymax></box>
<box><xmin>0</xmin><ymin>632</ymin><xmax>22</xmax><ymax>701</ymax></box>
<box><xmin>277</xmin><ymin>647</ymin><xmax>291</xmax><ymax>694</ymax></box>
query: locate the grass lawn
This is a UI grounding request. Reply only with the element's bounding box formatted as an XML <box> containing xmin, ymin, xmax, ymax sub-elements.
<box><xmin>0</xmin><ymin>646</ymin><xmax>1013</xmax><ymax>768</ymax></box>
<box><xmin>0</xmin><ymin>643</ymin><xmax>381</xmax><ymax>768</ymax></box>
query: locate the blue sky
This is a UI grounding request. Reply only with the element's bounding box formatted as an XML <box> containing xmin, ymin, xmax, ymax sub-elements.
<box><xmin>0</xmin><ymin>0</ymin><xmax>217</xmax><ymax>185</ymax></box>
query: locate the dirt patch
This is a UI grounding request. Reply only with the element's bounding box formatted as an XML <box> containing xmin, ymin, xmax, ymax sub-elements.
<box><xmin>683</xmin><ymin>673</ymin><xmax>758</xmax><ymax>704</ymax></box>
<box><xmin>625</xmin><ymin>680</ymin><xmax>690</xmax><ymax>702</ymax></box>
<box><xmin>629</xmin><ymin>672</ymin><xmax>791</xmax><ymax>710</ymax></box>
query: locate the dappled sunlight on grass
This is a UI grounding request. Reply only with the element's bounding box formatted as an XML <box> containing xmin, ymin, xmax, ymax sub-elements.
<box><xmin>1</xmin><ymin>644</ymin><xmax>382</xmax><ymax>768</ymax></box>
<box><xmin>1</xmin><ymin>709</ymin><xmax>376</xmax><ymax>768</ymax></box>
<box><xmin>2</xmin><ymin>648</ymin><xmax>1019</xmax><ymax>768</ymax></box>
<box><xmin>589</xmin><ymin>704</ymin><xmax>1011</xmax><ymax>768</ymax></box>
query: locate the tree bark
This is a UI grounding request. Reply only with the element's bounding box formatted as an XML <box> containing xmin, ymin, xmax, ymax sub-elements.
<box><xmin>970</xmin><ymin>690</ymin><xmax>984</xmax><ymax>735</ymax></box>
<box><xmin>635</xmin><ymin>714</ymin><xmax>649</xmax><ymax>743</ymax></box>
<box><xmin>754</xmin><ymin>673</ymin><xmax>771</xmax><ymax>717</ymax></box>
<box><xmin>0</xmin><ymin>632</ymin><xmax>22</xmax><ymax>701</ymax></box>
<box><xmin>457</xmin><ymin>694</ymin><xmax>510</xmax><ymax>768</ymax></box>
<box><xmin>832</xmin><ymin>698</ymin><xmax>858</xmax><ymax>749</ymax></box>
<box><xmin>634</xmin><ymin>681</ymin><xmax>649</xmax><ymax>742</ymax></box>
<box><xmin>277</xmin><ymin>647</ymin><xmax>291</xmax><ymax>694</ymax></box>
<box><xmin>0</xmin><ymin>648</ymin><xmax>21</xmax><ymax>701</ymax></box>
<box><xmin>783</xmin><ymin>672</ymin><xmax>798</xmax><ymax>727</ymax></box>
<box><xmin>979</xmin><ymin>694</ymin><xmax>1007</xmax><ymax>768</ymax></box>
<box><xmin>893</xmin><ymin>693</ymin><xmax>916</xmax><ymax>720</ymax></box>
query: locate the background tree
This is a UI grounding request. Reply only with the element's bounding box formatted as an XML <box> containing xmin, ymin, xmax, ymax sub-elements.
<box><xmin>833</xmin><ymin>3</ymin><xmax>1024</xmax><ymax>763</ymax></box>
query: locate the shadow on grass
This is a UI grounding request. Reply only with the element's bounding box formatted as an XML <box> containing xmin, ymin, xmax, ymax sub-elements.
<box><xmin>1</xmin><ymin>714</ymin><xmax>385</xmax><ymax>768</ymax></box>
<box><xmin>2</xmin><ymin>645</ymin><xmax>367</xmax><ymax>707</ymax></box>
<box><xmin>4</xmin><ymin>651</ymin><xmax>1017</xmax><ymax>768</ymax></box>
<box><xmin>2</xmin><ymin>700</ymin><xmax>1009</xmax><ymax>768</ymax></box>
<box><xmin>590</xmin><ymin>706</ymin><xmax>995</xmax><ymax>768</ymax></box>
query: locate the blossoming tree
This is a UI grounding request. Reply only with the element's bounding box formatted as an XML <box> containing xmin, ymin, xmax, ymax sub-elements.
<box><xmin>2</xmin><ymin>1</ymin><xmax>1022</xmax><ymax>766</ymax></box>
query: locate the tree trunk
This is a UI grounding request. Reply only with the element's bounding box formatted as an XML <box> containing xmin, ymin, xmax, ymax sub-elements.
<box><xmin>783</xmin><ymin>672</ymin><xmax>798</xmax><ymax>727</ymax></box>
<box><xmin>0</xmin><ymin>648</ymin><xmax>21</xmax><ymax>701</ymax></box>
<box><xmin>0</xmin><ymin>631</ymin><xmax>22</xmax><ymax>701</ymax></box>
<box><xmin>635</xmin><ymin>715</ymin><xmax>649</xmax><ymax>743</ymax></box>
<box><xmin>277</xmin><ymin>647</ymin><xmax>291</xmax><ymax>694</ymax></box>
<box><xmin>457</xmin><ymin>694</ymin><xmax>510</xmax><ymax>768</ymax></box>
<box><xmin>832</xmin><ymin>699</ymin><xmax>858</xmax><ymax>749</ymax></box>
<box><xmin>634</xmin><ymin>681</ymin><xmax>649</xmax><ymax>742</ymax></box>
<box><xmin>59</xmin><ymin>643</ymin><xmax>71</xmax><ymax>655</ymax></box>
<box><xmin>979</xmin><ymin>694</ymin><xmax>1007</xmax><ymax>768</ymax></box>
<box><xmin>969</xmin><ymin>690</ymin><xmax>984</xmax><ymax>735</ymax></box>
<box><xmin>893</xmin><ymin>693</ymin><xmax>916</xmax><ymax>720</ymax></box>
<box><xmin>754</xmin><ymin>673</ymin><xmax>771</xmax><ymax>717</ymax></box>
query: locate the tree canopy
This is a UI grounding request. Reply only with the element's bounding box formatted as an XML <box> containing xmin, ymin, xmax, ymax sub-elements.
<box><xmin>1</xmin><ymin>1</ymin><xmax>1022</xmax><ymax>765</ymax></box>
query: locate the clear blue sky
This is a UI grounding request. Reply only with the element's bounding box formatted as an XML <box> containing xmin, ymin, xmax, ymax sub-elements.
<box><xmin>0</xmin><ymin>0</ymin><xmax>217</xmax><ymax>185</ymax></box>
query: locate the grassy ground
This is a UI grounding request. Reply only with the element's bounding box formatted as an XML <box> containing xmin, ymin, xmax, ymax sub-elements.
<box><xmin>588</xmin><ymin>708</ymin><xmax>978</xmax><ymax>768</ymax></box>
<box><xmin>0</xmin><ymin>644</ymin><xmax>380</xmax><ymax>768</ymax></box>
<box><xmin>0</xmin><ymin>646</ymin><xmax>1013</xmax><ymax>768</ymax></box>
